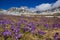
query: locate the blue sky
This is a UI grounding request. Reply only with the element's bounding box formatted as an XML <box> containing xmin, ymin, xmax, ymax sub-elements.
<box><xmin>0</xmin><ymin>0</ymin><xmax>57</xmax><ymax>9</ymax></box>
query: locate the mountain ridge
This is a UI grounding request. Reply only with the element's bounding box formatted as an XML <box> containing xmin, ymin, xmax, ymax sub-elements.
<box><xmin>0</xmin><ymin>6</ymin><xmax>60</xmax><ymax>16</ymax></box>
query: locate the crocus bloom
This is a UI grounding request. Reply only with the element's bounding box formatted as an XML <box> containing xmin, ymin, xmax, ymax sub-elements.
<box><xmin>3</xmin><ymin>30</ymin><xmax>11</xmax><ymax>36</ymax></box>
<box><xmin>23</xmin><ymin>26</ymin><xmax>31</xmax><ymax>32</ymax></box>
<box><xmin>17</xmin><ymin>34</ymin><xmax>22</xmax><ymax>38</ymax></box>
<box><xmin>11</xmin><ymin>25</ymin><xmax>15</xmax><ymax>30</ymax></box>
<box><xmin>16</xmin><ymin>22</ymin><xmax>21</xmax><ymax>26</ymax></box>
<box><xmin>31</xmin><ymin>25</ymin><xmax>36</xmax><ymax>30</ymax></box>
<box><xmin>14</xmin><ymin>27</ymin><xmax>20</xmax><ymax>33</ymax></box>
<box><xmin>31</xmin><ymin>25</ymin><xmax>36</xmax><ymax>33</ymax></box>
<box><xmin>53</xmin><ymin>32</ymin><xmax>59</xmax><ymax>39</ymax></box>
<box><xmin>44</xmin><ymin>24</ymin><xmax>49</xmax><ymax>29</ymax></box>
<box><xmin>9</xmin><ymin>20</ymin><xmax>15</xmax><ymax>25</ymax></box>
<box><xmin>53</xmin><ymin>23</ymin><xmax>60</xmax><ymax>28</ymax></box>
<box><xmin>55</xmin><ymin>38</ymin><xmax>60</xmax><ymax>40</ymax></box>
<box><xmin>0</xmin><ymin>20</ymin><xmax>4</xmax><ymax>25</ymax></box>
<box><xmin>31</xmin><ymin>30</ymin><xmax>36</xmax><ymax>34</ymax></box>
<box><xmin>27</xmin><ymin>22</ymin><xmax>33</xmax><ymax>26</ymax></box>
<box><xmin>38</xmin><ymin>30</ymin><xmax>46</xmax><ymax>35</ymax></box>
<box><xmin>14</xmin><ymin>34</ymin><xmax>22</xmax><ymax>40</ymax></box>
<box><xmin>22</xmin><ymin>20</ymin><xmax>27</xmax><ymax>24</ymax></box>
<box><xmin>3</xmin><ymin>20</ymin><xmax>9</xmax><ymax>25</ymax></box>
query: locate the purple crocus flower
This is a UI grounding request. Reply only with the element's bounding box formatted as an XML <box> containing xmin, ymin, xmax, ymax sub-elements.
<box><xmin>44</xmin><ymin>24</ymin><xmax>49</xmax><ymax>29</ymax></box>
<box><xmin>14</xmin><ymin>27</ymin><xmax>20</xmax><ymax>33</ymax></box>
<box><xmin>0</xmin><ymin>20</ymin><xmax>5</xmax><ymax>28</ymax></box>
<box><xmin>11</xmin><ymin>25</ymin><xmax>15</xmax><ymax>30</ymax></box>
<box><xmin>53</xmin><ymin>23</ymin><xmax>60</xmax><ymax>28</ymax></box>
<box><xmin>23</xmin><ymin>26</ymin><xmax>31</xmax><ymax>32</ymax></box>
<box><xmin>53</xmin><ymin>32</ymin><xmax>59</xmax><ymax>39</ymax></box>
<box><xmin>55</xmin><ymin>38</ymin><xmax>60</xmax><ymax>40</ymax></box>
<box><xmin>22</xmin><ymin>20</ymin><xmax>27</xmax><ymax>24</ymax></box>
<box><xmin>16</xmin><ymin>22</ymin><xmax>21</xmax><ymax>26</ymax></box>
<box><xmin>31</xmin><ymin>30</ymin><xmax>36</xmax><ymax>34</ymax></box>
<box><xmin>14</xmin><ymin>32</ymin><xmax>18</xmax><ymax>36</ymax></box>
<box><xmin>17</xmin><ymin>34</ymin><xmax>22</xmax><ymax>38</ymax></box>
<box><xmin>3</xmin><ymin>20</ymin><xmax>9</xmax><ymax>25</ymax></box>
<box><xmin>0</xmin><ymin>20</ymin><xmax>4</xmax><ymax>25</ymax></box>
<box><xmin>14</xmin><ymin>34</ymin><xmax>22</xmax><ymax>40</ymax></box>
<box><xmin>38</xmin><ymin>30</ymin><xmax>46</xmax><ymax>35</ymax></box>
<box><xmin>27</xmin><ymin>22</ymin><xmax>33</xmax><ymax>26</ymax></box>
<box><xmin>31</xmin><ymin>25</ymin><xmax>36</xmax><ymax>30</ymax></box>
<box><xmin>9</xmin><ymin>20</ymin><xmax>15</xmax><ymax>25</ymax></box>
<box><xmin>3</xmin><ymin>18</ymin><xmax>9</xmax><ymax>25</ymax></box>
<box><xmin>3</xmin><ymin>30</ymin><xmax>11</xmax><ymax>36</ymax></box>
<box><xmin>31</xmin><ymin>25</ymin><xmax>36</xmax><ymax>34</ymax></box>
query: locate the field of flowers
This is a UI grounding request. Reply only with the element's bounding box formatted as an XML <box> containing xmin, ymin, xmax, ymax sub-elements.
<box><xmin>0</xmin><ymin>15</ymin><xmax>60</xmax><ymax>40</ymax></box>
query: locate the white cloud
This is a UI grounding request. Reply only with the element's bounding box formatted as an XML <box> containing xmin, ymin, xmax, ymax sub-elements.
<box><xmin>52</xmin><ymin>0</ymin><xmax>60</xmax><ymax>8</ymax></box>
<box><xmin>30</xmin><ymin>0</ymin><xmax>60</xmax><ymax>11</ymax></box>
<box><xmin>35</xmin><ymin>3</ymin><xmax>52</xmax><ymax>11</ymax></box>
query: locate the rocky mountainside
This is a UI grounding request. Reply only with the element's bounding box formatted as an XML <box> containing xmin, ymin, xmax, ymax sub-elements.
<box><xmin>0</xmin><ymin>6</ymin><xmax>60</xmax><ymax>16</ymax></box>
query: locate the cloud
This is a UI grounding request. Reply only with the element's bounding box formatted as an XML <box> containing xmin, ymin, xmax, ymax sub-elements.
<box><xmin>52</xmin><ymin>0</ymin><xmax>60</xmax><ymax>8</ymax></box>
<box><xmin>35</xmin><ymin>3</ymin><xmax>52</xmax><ymax>11</ymax></box>
<box><xmin>29</xmin><ymin>0</ymin><xmax>60</xmax><ymax>11</ymax></box>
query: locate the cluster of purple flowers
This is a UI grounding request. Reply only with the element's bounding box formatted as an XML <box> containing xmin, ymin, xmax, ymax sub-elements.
<box><xmin>0</xmin><ymin>17</ymin><xmax>60</xmax><ymax>40</ymax></box>
<box><xmin>43</xmin><ymin>23</ymin><xmax>60</xmax><ymax>30</ymax></box>
<box><xmin>53</xmin><ymin>22</ymin><xmax>60</xmax><ymax>28</ymax></box>
<box><xmin>23</xmin><ymin>22</ymin><xmax>36</xmax><ymax>34</ymax></box>
<box><xmin>0</xmin><ymin>18</ymin><xmax>22</xmax><ymax>40</ymax></box>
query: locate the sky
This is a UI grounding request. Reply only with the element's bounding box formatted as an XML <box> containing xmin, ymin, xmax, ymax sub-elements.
<box><xmin>0</xmin><ymin>0</ymin><xmax>57</xmax><ymax>10</ymax></box>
